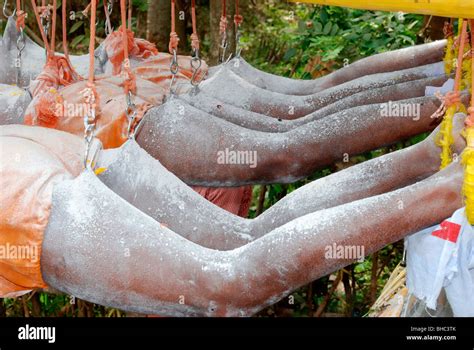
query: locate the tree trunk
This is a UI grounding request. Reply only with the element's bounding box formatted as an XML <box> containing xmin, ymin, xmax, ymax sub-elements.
<box><xmin>147</xmin><ymin>0</ymin><xmax>189</xmax><ymax>54</ymax></box>
<box><xmin>147</xmin><ymin>0</ymin><xmax>172</xmax><ymax>52</ymax></box>
<box><xmin>421</xmin><ymin>16</ymin><xmax>447</xmax><ymax>41</ymax></box>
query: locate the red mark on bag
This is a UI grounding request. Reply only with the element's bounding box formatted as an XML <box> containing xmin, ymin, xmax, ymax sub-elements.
<box><xmin>432</xmin><ymin>220</ymin><xmax>461</xmax><ymax>243</ymax></box>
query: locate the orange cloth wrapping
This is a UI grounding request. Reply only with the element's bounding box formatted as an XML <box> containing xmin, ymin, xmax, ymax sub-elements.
<box><xmin>192</xmin><ymin>186</ymin><xmax>253</xmax><ymax>217</ymax></box>
<box><xmin>24</xmin><ymin>76</ymin><xmax>165</xmax><ymax>149</ymax></box>
<box><xmin>0</xmin><ymin>125</ymin><xmax>84</xmax><ymax>297</ymax></box>
<box><xmin>103</xmin><ymin>28</ymin><xmax>159</xmax><ymax>75</ymax></box>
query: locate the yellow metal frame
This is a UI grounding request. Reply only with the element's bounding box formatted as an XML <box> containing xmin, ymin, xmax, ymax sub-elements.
<box><xmin>290</xmin><ymin>1</ymin><xmax>474</xmax><ymax>19</ymax></box>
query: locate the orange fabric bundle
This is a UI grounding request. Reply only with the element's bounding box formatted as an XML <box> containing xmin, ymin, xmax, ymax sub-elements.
<box><xmin>0</xmin><ymin>125</ymin><xmax>83</xmax><ymax>297</ymax></box>
<box><xmin>29</xmin><ymin>55</ymin><xmax>79</xmax><ymax>98</ymax></box>
<box><xmin>25</xmin><ymin>76</ymin><xmax>165</xmax><ymax>149</ymax></box>
<box><xmin>103</xmin><ymin>27</ymin><xmax>159</xmax><ymax>75</ymax></box>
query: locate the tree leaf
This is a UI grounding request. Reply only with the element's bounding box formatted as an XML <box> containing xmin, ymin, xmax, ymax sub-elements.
<box><xmin>71</xmin><ymin>34</ymin><xmax>84</xmax><ymax>47</ymax></box>
<box><xmin>323</xmin><ymin>22</ymin><xmax>332</xmax><ymax>35</ymax></box>
<box><xmin>69</xmin><ymin>21</ymin><xmax>83</xmax><ymax>34</ymax></box>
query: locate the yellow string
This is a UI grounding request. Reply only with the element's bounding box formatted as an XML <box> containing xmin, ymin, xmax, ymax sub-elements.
<box><xmin>445</xmin><ymin>35</ymin><xmax>454</xmax><ymax>75</ymax></box>
<box><xmin>437</xmin><ymin>19</ymin><xmax>468</xmax><ymax>170</ymax></box>
<box><xmin>462</xmin><ymin>20</ymin><xmax>474</xmax><ymax>224</ymax></box>
<box><xmin>436</xmin><ymin>106</ymin><xmax>456</xmax><ymax>169</ymax></box>
<box><xmin>462</xmin><ymin>129</ymin><xmax>474</xmax><ymax>224</ymax></box>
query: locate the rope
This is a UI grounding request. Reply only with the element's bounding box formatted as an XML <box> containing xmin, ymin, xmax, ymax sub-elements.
<box><xmin>168</xmin><ymin>0</ymin><xmax>179</xmax><ymax>54</ymax></box>
<box><xmin>119</xmin><ymin>0</ymin><xmax>136</xmax><ymax>95</ymax></box>
<box><xmin>219</xmin><ymin>0</ymin><xmax>227</xmax><ymax>35</ymax></box>
<box><xmin>127</xmin><ymin>0</ymin><xmax>132</xmax><ymax>29</ymax></box>
<box><xmin>15</xmin><ymin>0</ymin><xmax>26</xmax><ymax>30</ymax></box>
<box><xmin>50</xmin><ymin>0</ymin><xmax>56</xmax><ymax>51</ymax></box>
<box><xmin>30</xmin><ymin>0</ymin><xmax>52</xmax><ymax>55</ymax></box>
<box><xmin>234</xmin><ymin>0</ymin><xmax>242</xmax><ymax>27</ymax></box>
<box><xmin>83</xmin><ymin>0</ymin><xmax>98</xmax><ymax>168</ymax></box>
<box><xmin>234</xmin><ymin>0</ymin><xmax>243</xmax><ymax>57</ymax></box>
<box><xmin>218</xmin><ymin>0</ymin><xmax>227</xmax><ymax>62</ymax></box>
<box><xmin>62</xmin><ymin>0</ymin><xmax>69</xmax><ymax>58</ymax></box>
<box><xmin>190</xmin><ymin>0</ymin><xmax>199</xmax><ymax>52</ymax></box>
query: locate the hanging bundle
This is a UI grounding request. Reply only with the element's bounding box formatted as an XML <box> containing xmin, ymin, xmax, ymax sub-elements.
<box><xmin>436</xmin><ymin>19</ymin><xmax>468</xmax><ymax>170</ymax></box>
<box><xmin>462</xmin><ymin>20</ymin><xmax>474</xmax><ymax>224</ymax></box>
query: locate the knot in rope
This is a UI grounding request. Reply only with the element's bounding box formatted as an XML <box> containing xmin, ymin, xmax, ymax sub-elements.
<box><xmin>16</xmin><ymin>9</ymin><xmax>26</xmax><ymax>30</ymax></box>
<box><xmin>169</xmin><ymin>31</ymin><xmax>179</xmax><ymax>54</ymax></box>
<box><xmin>444</xmin><ymin>91</ymin><xmax>462</xmax><ymax>108</ymax></box>
<box><xmin>37</xmin><ymin>4</ymin><xmax>52</xmax><ymax>19</ymax></box>
<box><xmin>190</xmin><ymin>32</ymin><xmax>200</xmax><ymax>51</ymax></box>
<box><xmin>121</xmin><ymin>63</ymin><xmax>137</xmax><ymax>95</ymax></box>
<box><xmin>219</xmin><ymin>16</ymin><xmax>227</xmax><ymax>35</ymax></box>
<box><xmin>82</xmin><ymin>81</ymin><xmax>99</xmax><ymax>109</ymax></box>
<box><xmin>234</xmin><ymin>14</ymin><xmax>243</xmax><ymax>27</ymax></box>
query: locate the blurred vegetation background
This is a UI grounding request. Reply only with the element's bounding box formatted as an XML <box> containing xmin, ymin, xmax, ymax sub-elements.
<box><xmin>0</xmin><ymin>0</ymin><xmax>446</xmax><ymax>317</ymax></box>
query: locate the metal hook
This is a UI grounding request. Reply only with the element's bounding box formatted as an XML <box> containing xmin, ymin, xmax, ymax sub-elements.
<box><xmin>125</xmin><ymin>91</ymin><xmax>138</xmax><ymax>139</ymax></box>
<box><xmin>16</xmin><ymin>27</ymin><xmax>26</xmax><ymax>52</ymax></box>
<box><xmin>218</xmin><ymin>36</ymin><xmax>228</xmax><ymax>64</ymax></box>
<box><xmin>83</xmin><ymin>105</ymin><xmax>97</xmax><ymax>168</ymax></box>
<box><xmin>190</xmin><ymin>50</ymin><xmax>202</xmax><ymax>87</ymax></box>
<box><xmin>170</xmin><ymin>49</ymin><xmax>179</xmax><ymax>75</ymax></box>
<box><xmin>168</xmin><ymin>49</ymin><xmax>179</xmax><ymax>96</ymax></box>
<box><xmin>235</xmin><ymin>29</ymin><xmax>242</xmax><ymax>58</ymax></box>
<box><xmin>3</xmin><ymin>0</ymin><xmax>15</xmax><ymax>18</ymax></box>
<box><xmin>104</xmin><ymin>0</ymin><xmax>114</xmax><ymax>36</ymax></box>
<box><xmin>15</xmin><ymin>27</ymin><xmax>26</xmax><ymax>87</ymax></box>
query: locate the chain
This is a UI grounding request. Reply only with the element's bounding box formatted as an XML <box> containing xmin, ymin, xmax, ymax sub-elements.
<box><xmin>169</xmin><ymin>48</ymin><xmax>179</xmax><ymax>95</ymax></box>
<box><xmin>3</xmin><ymin>0</ymin><xmax>13</xmax><ymax>17</ymax></box>
<box><xmin>105</xmin><ymin>0</ymin><xmax>113</xmax><ymax>36</ymax></box>
<box><xmin>15</xmin><ymin>27</ymin><xmax>26</xmax><ymax>87</ymax></box>
<box><xmin>235</xmin><ymin>26</ymin><xmax>242</xmax><ymax>58</ymax></box>
<box><xmin>82</xmin><ymin>86</ymin><xmax>97</xmax><ymax>168</ymax></box>
<box><xmin>125</xmin><ymin>91</ymin><xmax>139</xmax><ymax>139</ymax></box>
<box><xmin>190</xmin><ymin>49</ymin><xmax>202</xmax><ymax>87</ymax></box>
<box><xmin>218</xmin><ymin>31</ymin><xmax>227</xmax><ymax>64</ymax></box>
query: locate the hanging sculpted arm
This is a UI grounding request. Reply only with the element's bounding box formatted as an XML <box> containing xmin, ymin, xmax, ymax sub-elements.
<box><xmin>98</xmin><ymin>114</ymin><xmax>465</xmax><ymax>250</ymax></box>
<box><xmin>207</xmin><ymin>40</ymin><xmax>446</xmax><ymax>95</ymax></box>
<box><xmin>136</xmin><ymin>95</ymin><xmax>456</xmax><ymax>186</ymax></box>
<box><xmin>198</xmin><ymin>61</ymin><xmax>446</xmax><ymax>119</ymax></box>
<box><xmin>180</xmin><ymin>69</ymin><xmax>446</xmax><ymax>132</ymax></box>
<box><xmin>41</xmin><ymin>160</ymin><xmax>463</xmax><ymax>317</ymax></box>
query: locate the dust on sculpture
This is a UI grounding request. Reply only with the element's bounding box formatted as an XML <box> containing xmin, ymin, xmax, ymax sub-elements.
<box><xmin>0</xmin><ymin>120</ymin><xmax>465</xmax><ymax>316</ymax></box>
<box><xmin>1</xmin><ymin>0</ymin><xmax>472</xmax><ymax>316</ymax></box>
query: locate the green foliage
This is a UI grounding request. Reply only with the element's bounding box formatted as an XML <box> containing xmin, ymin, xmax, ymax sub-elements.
<box><xmin>240</xmin><ymin>2</ymin><xmax>424</xmax><ymax>79</ymax></box>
